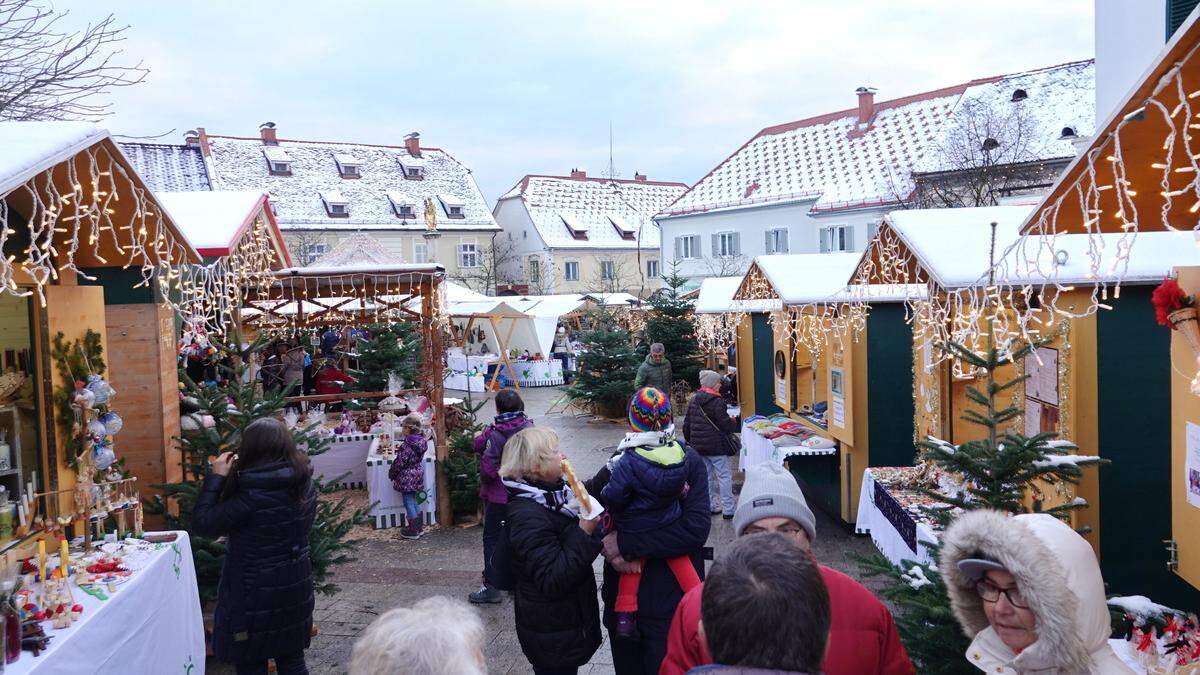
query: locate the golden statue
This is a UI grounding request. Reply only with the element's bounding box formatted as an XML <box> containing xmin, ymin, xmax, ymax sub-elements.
<box><xmin>424</xmin><ymin>197</ymin><xmax>438</xmax><ymax>232</ymax></box>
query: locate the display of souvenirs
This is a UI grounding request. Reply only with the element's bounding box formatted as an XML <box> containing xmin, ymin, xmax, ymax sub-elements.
<box><xmin>1120</xmin><ymin>612</ymin><xmax>1200</xmax><ymax>672</ymax></box>
<box><xmin>744</xmin><ymin>414</ymin><xmax>831</xmax><ymax>448</ymax></box>
<box><xmin>378</xmin><ymin>372</ymin><xmax>406</xmax><ymax>412</ymax></box>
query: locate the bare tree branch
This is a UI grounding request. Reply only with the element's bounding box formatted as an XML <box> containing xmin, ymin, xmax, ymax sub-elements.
<box><xmin>0</xmin><ymin>0</ymin><xmax>148</xmax><ymax>121</ymax></box>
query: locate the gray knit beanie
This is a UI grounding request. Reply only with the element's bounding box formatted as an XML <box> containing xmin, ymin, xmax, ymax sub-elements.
<box><xmin>732</xmin><ymin>462</ymin><xmax>817</xmax><ymax>542</ymax></box>
<box><xmin>698</xmin><ymin>370</ymin><xmax>723</xmax><ymax>389</ymax></box>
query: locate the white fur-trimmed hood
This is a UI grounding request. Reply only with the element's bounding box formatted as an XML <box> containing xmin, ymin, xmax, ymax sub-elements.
<box><xmin>940</xmin><ymin>510</ymin><xmax>1118</xmax><ymax>673</ymax></box>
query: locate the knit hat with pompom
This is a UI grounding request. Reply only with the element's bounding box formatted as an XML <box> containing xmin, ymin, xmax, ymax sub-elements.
<box><xmin>629</xmin><ymin>387</ymin><xmax>672</xmax><ymax>432</ymax></box>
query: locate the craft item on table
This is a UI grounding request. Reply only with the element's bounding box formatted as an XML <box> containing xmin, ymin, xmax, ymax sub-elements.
<box><xmin>334</xmin><ymin>411</ymin><xmax>355</xmax><ymax>435</ymax></box>
<box><xmin>378</xmin><ymin>372</ymin><xmax>406</xmax><ymax>412</ymax></box>
<box><xmin>76</xmin><ymin>584</ymin><xmax>108</xmax><ymax>601</ymax></box>
<box><xmin>799</xmin><ymin>436</ymin><xmax>836</xmax><ymax>450</ymax></box>
<box><xmin>85</xmin><ymin>375</ymin><xmax>115</xmax><ymax>405</ymax></box>
<box><xmin>21</xmin><ymin>619</ymin><xmax>50</xmax><ymax>655</ymax></box>
<box><xmin>36</xmin><ymin>539</ymin><xmax>45</xmax><ymax>582</ymax></box>
<box><xmin>283</xmin><ymin>409</ymin><xmax>300</xmax><ymax>429</ymax></box>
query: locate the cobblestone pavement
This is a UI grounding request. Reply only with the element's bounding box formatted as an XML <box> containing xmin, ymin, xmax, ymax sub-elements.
<box><xmin>209</xmin><ymin>386</ymin><xmax>881</xmax><ymax>674</ymax></box>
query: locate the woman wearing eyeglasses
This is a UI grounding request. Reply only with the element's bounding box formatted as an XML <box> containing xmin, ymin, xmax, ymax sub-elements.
<box><xmin>940</xmin><ymin>510</ymin><xmax>1133</xmax><ymax>674</ymax></box>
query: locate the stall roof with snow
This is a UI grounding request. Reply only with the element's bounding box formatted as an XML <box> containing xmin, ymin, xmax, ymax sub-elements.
<box><xmin>736</xmin><ymin>253</ymin><xmax>862</xmax><ymax>306</ymax></box>
<box><xmin>696</xmin><ymin>275</ymin><xmax>779</xmax><ymax>314</ymax></box>
<box><xmin>157</xmin><ymin>190</ymin><xmax>292</xmax><ymax>265</ymax></box>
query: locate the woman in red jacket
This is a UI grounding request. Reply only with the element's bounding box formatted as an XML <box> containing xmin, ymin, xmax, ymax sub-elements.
<box><xmin>660</xmin><ymin>463</ymin><xmax>915</xmax><ymax>675</ymax></box>
<box><xmin>313</xmin><ymin>358</ymin><xmax>356</xmax><ymax>396</ymax></box>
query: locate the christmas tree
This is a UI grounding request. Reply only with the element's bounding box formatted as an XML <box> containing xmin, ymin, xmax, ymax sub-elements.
<box><xmin>149</xmin><ymin>334</ymin><xmax>368</xmax><ymax>601</ymax></box>
<box><xmin>642</xmin><ymin>261</ymin><xmax>702</xmax><ymax>388</ymax></box>
<box><xmin>444</xmin><ymin>391</ymin><xmax>486</xmax><ymax>519</ymax></box>
<box><xmin>568</xmin><ymin>308</ymin><xmax>640</xmax><ymax>418</ymax></box>
<box><xmin>857</xmin><ymin>336</ymin><xmax>1106</xmax><ymax>674</ymax></box>
<box><xmin>349</xmin><ymin>321</ymin><xmax>423</xmax><ymax>393</ymax></box>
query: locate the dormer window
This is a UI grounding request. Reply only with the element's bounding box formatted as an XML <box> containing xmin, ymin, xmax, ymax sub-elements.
<box><xmin>387</xmin><ymin>191</ymin><xmax>416</xmax><ymax>218</ymax></box>
<box><xmin>561</xmin><ymin>212</ymin><xmax>589</xmax><ymax>240</ymax></box>
<box><xmin>321</xmin><ymin>191</ymin><xmax>350</xmax><ymax>218</ymax></box>
<box><xmin>607</xmin><ymin>213</ymin><xmax>637</xmax><ymax>241</ymax></box>
<box><xmin>334</xmin><ymin>153</ymin><xmax>362</xmax><ymax>178</ymax></box>
<box><xmin>400</xmin><ymin>155</ymin><xmax>426</xmax><ymax>180</ymax></box>
<box><xmin>264</xmin><ymin>147</ymin><xmax>293</xmax><ymax>175</ymax></box>
<box><xmin>438</xmin><ymin>194</ymin><xmax>465</xmax><ymax>219</ymax></box>
<box><xmin>1059</xmin><ymin>126</ymin><xmax>1078</xmax><ymax>140</ymax></box>
<box><xmin>1011</xmin><ymin>88</ymin><xmax>1028</xmax><ymax>102</ymax></box>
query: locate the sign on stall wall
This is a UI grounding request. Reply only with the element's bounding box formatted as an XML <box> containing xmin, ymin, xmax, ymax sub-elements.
<box><xmin>1188</xmin><ymin>422</ymin><xmax>1200</xmax><ymax>510</ymax></box>
<box><xmin>831</xmin><ymin>366</ymin><xmax>846</xmax><ymax>429</ymax></box>
<box><xmin>774</xmin><ymin>350</ymin><xmax>788</xmax><ymax>407</ymax></box>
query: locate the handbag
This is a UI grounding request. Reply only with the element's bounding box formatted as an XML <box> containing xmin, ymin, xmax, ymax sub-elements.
<box><xmin>698</xmin><ymin>399</ymin><xmax>741</xmax><ymax>456</ymax></box>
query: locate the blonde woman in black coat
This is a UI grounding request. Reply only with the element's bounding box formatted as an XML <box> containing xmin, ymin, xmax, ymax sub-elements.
<box><xmin>194</xmin><ymin>417</ymin><xmax>318</xmax><ymax>675</ymax></box>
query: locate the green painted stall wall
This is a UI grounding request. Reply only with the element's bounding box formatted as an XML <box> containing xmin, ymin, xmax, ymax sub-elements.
<box><xmin>1097</xmin><ymin>285</ymin><xmax>1200</xmax><ymax>607</ymax></box>
<box><xmin>80</xmin><ymin>267</ymin><xmax>157</xmax><ymax>305</ymax></box>
<box><xmin>788</xmin><ymin>453</ymin><xmax>841</xmax><ymax>517</ymax></box>
<box><xmin>752</xmin><ymin>313</ymin><xmax>781</xmax><ymax>417</ymax></box>
<box><xmin>866</xmin><ymin>305</ymin><xmax>916</xmax><ymax>467</ymax></box>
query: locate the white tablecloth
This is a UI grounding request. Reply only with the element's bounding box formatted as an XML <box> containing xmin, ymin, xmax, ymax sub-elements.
<box><xmin>10</xmin><ymin>531</ymin><xmax>205</xmax><ymax>674</ymax></box>
<box><xmin>308</xmin><ymin>433</ymin><xmax>373</xmax><ymax>487</ymax></box>
<box><xmin>365</xmin><ymin>439</ymin><xmax>438</xmax><ymax>529</ymax></box>
<box><xmin>854</xmin><ymin>469</ymin><xmax>939</xmax><ymax>567</ymax></box>
<box><xmin>507</xmin><ymin>359</ymin><xmax>564</xmax><ymax>387</ymax></box>
<box><xmin>445</xmin><ymin>354</ymin><xmax>497</xmax><ymax>392</ymax></box>
<box><xmin>739</xmin><ymin>425</ymin><xmax>837</xmax><ymax>473</ymax></box>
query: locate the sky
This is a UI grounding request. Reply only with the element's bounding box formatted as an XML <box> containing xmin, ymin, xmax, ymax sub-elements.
<box><xmin>55</xmin><ymin>1</ymin><xmax>1095</xmax><ymax>202</ymax></box>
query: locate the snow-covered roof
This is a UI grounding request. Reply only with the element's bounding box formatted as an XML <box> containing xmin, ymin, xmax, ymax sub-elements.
<box><xmin>119</xmin><ymin>142</ymin><xmax>211</xmax><ymax>192</ymax></box>
<box><xmin>320</xmin><ymin>190</ymin><xmax>348</xmax><ymax>205</ymax></box>
<box><xmin>310</xmin><ymin>231</ymin><xmax>398</xmax><ymax>267</ymax></box>
<box><xmin>204</xmin><ymin>132</ymin><xmax>498</xmax><ymax>232</ymax></box>
<box><xmin>157</xmin><ymin>190</ymin><xmax>269</xmax><ymax>254</ymax></box>
<box><xmin>333</xmin><ymin>152</ymin><xmax>360</xmax><ymax>166</ymax></box>
<box><xmin>505</xmin><ymin>294</ymin><xmax>588</xmax><ymax>317</ymax></box>
<box><xmin>881</xmin><ymin>204</ymin><xmax>1197</xmax><ymax>288</ymax></box>
<box><xmin>914</xmin><ymin>60</ymin><xmax>1095</xmax><ymax>174</ymax></box>
<box><xmin>0</xmin><ymin>121</ymin><xmax>107</xmax><ymax>196</ymax></box>
<box><xmin>584</xmin><ymin>291</ymin><xmax>641</xmax><ymax>307</ymax></box>
<box><xmin>499</xmin><ymin>174</ymin><xmax>687</xmax><ymax>250</ymax></box>
<box><xmin>263</xmin><ymin>146</ymin><xmax>292</xmax><ymax>163</ymax></box>
<box><xmin>660</xmin><ymin>60</ymin><xmax>1094</xmax><ymax>218</ymax></box>
<box><xmin>443</xmin><ymin>280</ymin><xmax>488</xmax><ymax>303</ymax></box>
<box><xmin>752</xmin><ymin>253</ymin><xmax>864</xmax><ymax>305</ymax></box>
<box><xmin>695</xmin><ymin>276</ymin><xmax>781</xmax><ymax>313</ymax></box>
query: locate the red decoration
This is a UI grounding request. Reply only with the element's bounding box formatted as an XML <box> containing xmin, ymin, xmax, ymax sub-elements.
<box><xmin>1152</xmin><ymin>278</ymin><xmax>1194</xmax><ymax>326</ymax></box>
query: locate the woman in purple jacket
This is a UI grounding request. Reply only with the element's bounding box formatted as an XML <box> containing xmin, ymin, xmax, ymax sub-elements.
<box><xmin>469</xmin><ymin>388</ymin><xmax>532</xmax><ymax>604</ymax></box>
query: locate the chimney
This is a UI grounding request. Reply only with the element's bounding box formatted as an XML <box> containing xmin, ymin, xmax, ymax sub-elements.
<box><xmin>856</xmin><ymin>87</ymin><xmax>877</xmax><ymax>126</ymax></box>
<box><xmin>184</xmin><ymin>129</ymin><xmax>200</xmax><ymax>146</ymax></box>
<box><xmin>570</xmin><ymin>168</ymin><xmax>586</xmax><ymax>179</ymax></box>
<box><xmin>259</xmin><ymin>122</ymin><xmax>278</xmax><ymax>145</ymax></box>
<box><xmin>404</xmin><ymin>132</ymin><xmax>421</xmax><ymax>157</ymax></box>
<box><xmin>634</xmin><ymin>172</ymin><xmax>647</xmax><ymax>182</ymax></box>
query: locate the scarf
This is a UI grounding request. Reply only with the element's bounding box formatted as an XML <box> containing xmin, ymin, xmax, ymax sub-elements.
<box><xmin>502</xmin><ymin>478</ymin><xmax>581</xmax><ymax>519</ymax></box>
<box><xmin>495</xmin><ymin>411</ymin><xmax>526</xmax><ymax>424</ymax></box>
<box><xmin>618</xmin><ymin>424</ymin><xmax>677</xmax><ymax>451</ymax></box>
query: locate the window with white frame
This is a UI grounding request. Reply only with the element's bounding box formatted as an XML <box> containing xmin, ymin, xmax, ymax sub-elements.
<box><xmin>765</xmin><ymin>228</ymin><xmax>789</xmax><ymax>254</ymax></box>
<box><xmin>413</xmin><ymin>240</ymin><xmax>428</xmax><ymax>264</ymax></box>
<box><xmin>600</xmin><ymin>260</ymin><xmax>616</xmax><ymax>280</ymax></box>
<box><xmin>819</xmin><ymin>225</ymin><xmax>853</xmax><ymax>253</ymax></box>
<box><xmin>458</xmin><ymin>240</ymin><xmax>479</xmax><ymax>268</ymax></box>
<box><xmin>528</xmin><ymin>256</ymin><xmax>541</xmax><ymax>284</ymax></box>
<box><xmin>713</xmin><ymin>231</ymin><xmax>740</xmax><ymax>257</ymax></box>
<box><xmin>675</xmin><ymin>235</ymin><xmax>701</xmax><ymax>260</ymax></box>
<box><xmin>646</xmin><ymin>259</ymin><xmax>659</xmax><ymax>279</ymax></box>
<box><xmin>564</xmin><ymin>260</ymin><xmax>579</xmax><ymax>282</ymax></box>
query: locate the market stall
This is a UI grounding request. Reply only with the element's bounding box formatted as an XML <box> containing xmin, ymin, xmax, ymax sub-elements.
<box><xmin>854</xmin><ymin>467</ymin><xmax>940</xmax><ymax>567</ymax></box>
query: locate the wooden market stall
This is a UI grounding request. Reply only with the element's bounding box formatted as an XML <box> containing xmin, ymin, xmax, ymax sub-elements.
<box><xmin>731</xmin><ymin>253</ymin><xmax>922</xmax><ymax>526</ymax></box>
<box><xmin>858</xmin><ymin>203</ymin><xmax>1200</xmax><ymax>603</ymax></box>
<box><xmin>0</xmin><ymin>121</ymin><xmax>202</xmax><ymax>552</ymax></box>
<box><xmin>1009</xmin><ymin>5</ymin><xmax>1200</xmax><ymax>604</ymax></box>
<box><xmin>240</xmin><ymin>263</ymin><xmax>453</xmax><ymax>522</ymax></box>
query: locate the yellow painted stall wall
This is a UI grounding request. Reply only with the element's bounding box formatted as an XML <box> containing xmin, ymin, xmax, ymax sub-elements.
<box><xmin>42</xmin><ymin>285</ymin><xmax>109</xmax><ymax>515</ymax></box>
<box><xmin>736</xmin><ymin>316</ymin><xmax>756</xmax><ymax>416</ymax></box>
<box><xmin>1171</xmin><ymin>267</ymin><xmax>1200</xmax><ymax>591</ymax></box>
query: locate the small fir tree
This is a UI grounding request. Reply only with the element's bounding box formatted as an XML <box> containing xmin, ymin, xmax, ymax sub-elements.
<box><xmin>568</xmin><ymin>308</ymin><xmax>640</xmax><ymax>417</ymax></box>
<box><xmin>857</xmin><ymin>336</ymin><xmax>1106</xmax><ymax>674</ymax></box>
<box><xmin>641</xmin><ymin>261</ymin><xmax>702</xmax><ymax>387</ymax></box>
<box><xmin>444</xmin><ymin>391</ymin><xmax>486</xmax><ymax>518</ymax></box>
<box><xmin>149</xmin><ymin>334</ymin><xmax>368</xmax><ymax>601</ymax></box>
<box><xmin>349</xmin><ymin>322</ymin><xmax>422</xmax><ymax>393</ymax></box>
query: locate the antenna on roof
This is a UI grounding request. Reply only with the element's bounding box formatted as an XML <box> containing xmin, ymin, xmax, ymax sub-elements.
<box><xmin>606</xmin><ymin>121</ymin><xmax>618</xmax><ymax>180</ymax></box>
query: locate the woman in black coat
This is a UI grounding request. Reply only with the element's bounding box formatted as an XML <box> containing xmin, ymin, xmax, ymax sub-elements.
<box><xmin>193</xmin><ymin>417</ymin><xmax>318</xmax><ymax>675</ymax></box>
<box><xmin>681</xmin><ymin>370</ymin><xmax>740</xmax><ymax>518</ymax></box>
<box><xmin>493</xmin><ymin>427</ymin><xmax>604</xmax><ymax>675</ymax></box>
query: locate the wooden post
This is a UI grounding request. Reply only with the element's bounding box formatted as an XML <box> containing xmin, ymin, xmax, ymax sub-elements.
<box><xmin>423</xmin><ymin>278</ymin><xmax>451</xmax><ymax>526</ymax></box>
<box><xmin>490</xmin><ymin>315</ymin><xmax>521</xmax><ymax>391</ymax></box>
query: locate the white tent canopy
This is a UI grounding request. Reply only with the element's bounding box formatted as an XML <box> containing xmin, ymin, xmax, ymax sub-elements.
<box><xmin>448</xmin><ymin>293</ymin><xmax>589</xmax><ymax>357</ymax></box>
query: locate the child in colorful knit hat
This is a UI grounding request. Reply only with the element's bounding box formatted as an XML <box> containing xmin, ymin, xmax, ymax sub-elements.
<box><xmin>600</xmin><ymin>387</ymin><xmax>704</xmax><ymax>639</ymax></box>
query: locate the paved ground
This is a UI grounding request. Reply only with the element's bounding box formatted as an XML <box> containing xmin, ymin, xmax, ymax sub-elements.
<box><xmin>209</xmin><ymin>385</ymin><xmax>880</xmax><ymax>674</ymax></box>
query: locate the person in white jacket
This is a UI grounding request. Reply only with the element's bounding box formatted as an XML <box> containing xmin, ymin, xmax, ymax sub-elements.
<box><xmin>940</xmin><ymin>509</ymin><xmax>1134</xmax><ymax>675</ymax></box>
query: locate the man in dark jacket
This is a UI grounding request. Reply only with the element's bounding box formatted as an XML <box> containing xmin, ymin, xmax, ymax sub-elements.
<box><xmin>682</xmin><ymin>370</ymin><xmax>739</xmax><ymax>518</ymax></box>
<box><xmin>596</xmin><ymin>390</ymin><xmax>711</xmax><ymax>674</ymax></box>
<box><xmin>469</xmin><ymin>388</ymin><xmax>533</xmax><ymax>604</ymax></box>
<box><xmin>661</xmin><ymin>463</ymin><xmax>916</xmax><ymax>675</ymax></box>
<box><xmin>634</xmin><ymin>343</ymin><xmax>673</xmax><ymax>394</ymax></box>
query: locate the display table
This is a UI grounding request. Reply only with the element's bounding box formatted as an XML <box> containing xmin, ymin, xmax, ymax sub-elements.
<box><xmin>10</xmin><ymin>531</ymin><xmax>205</xmax><ymax>675</ymax></box>
<box><xmin>365</xmin><ymin>438</ymin><xmax>438</xmax><ymax>529</ymax></box>
<box><xmin>739</xmin><ymin>424</ymin><xmax>836</xmax><ymax>472</ymax></box>
<box><xmin>445</xmin><ymin>353</ymin><xmax>498</xmax><ymax>392</ymax></box>
<box><xmin>504</xmin><ymin>358</ymin><xmax>564</xmax><ymax>387</ymax></box>
<box><xmin>307</xmin><ymin>433</ymin><xmax>373</xmax><ymax>488</ymax></box>
<box><xmin>854</xmin><ymin>468</ymin><xmax>941</xmax><ymax>566</ymax></box>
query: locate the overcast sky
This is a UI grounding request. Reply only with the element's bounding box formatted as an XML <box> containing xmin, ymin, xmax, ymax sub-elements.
<box><xmin>58</xmin><ymin>1</ymin><xmax>1094</xmax><ymax>202</ymax></box>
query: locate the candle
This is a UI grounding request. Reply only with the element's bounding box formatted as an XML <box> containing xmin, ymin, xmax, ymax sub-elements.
<box><xmin>59</xmin><ymin>538</ymin><xmax>68</xmax><ymax>577</ymax></box>
<box><xmin>37</xmin><ymin>538</ymin><xmax>45</xmax><ymax>580</ymax></box>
